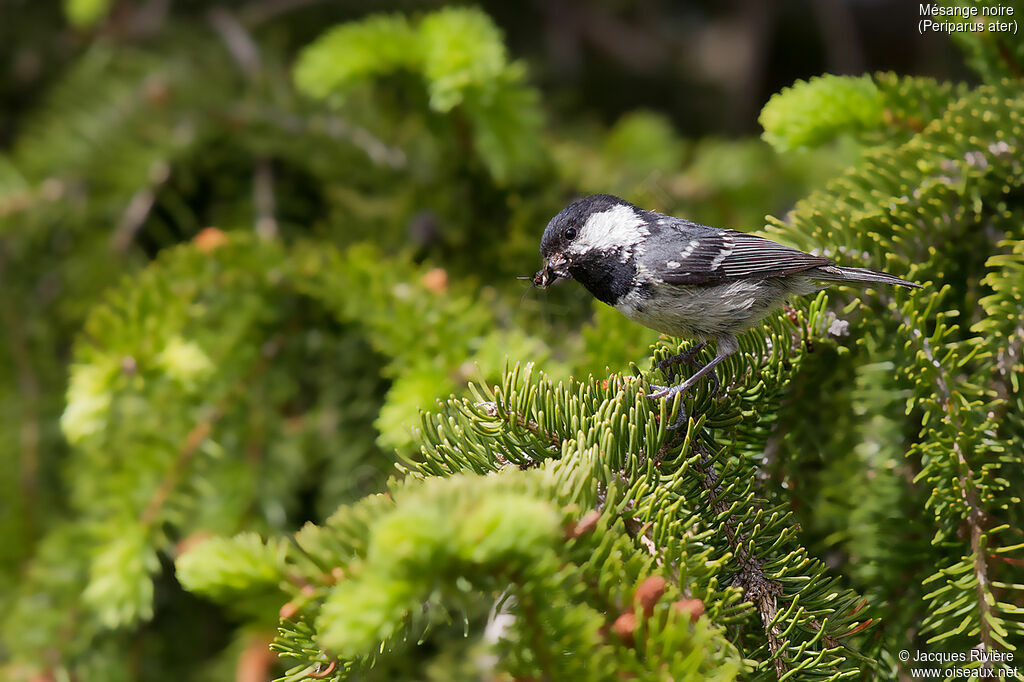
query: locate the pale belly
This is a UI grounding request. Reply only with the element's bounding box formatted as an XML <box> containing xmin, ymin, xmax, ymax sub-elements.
<box><xmin>613</xmin><ymin>277</ymin><xmax>816</xmax><ymax>339</ymax></box>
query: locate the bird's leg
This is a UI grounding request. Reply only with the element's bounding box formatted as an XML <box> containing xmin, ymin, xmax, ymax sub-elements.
<box><xmin>655</xmin><ymin>341</ymin><xmax>708</xmax><ymax>380</ymax></box>
<box><xmin>647</xmin><ymin>335</ymin><xmax>738</xmax><ymax>428</ymax></box>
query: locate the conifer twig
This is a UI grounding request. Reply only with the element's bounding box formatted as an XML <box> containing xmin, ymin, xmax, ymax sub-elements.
<box><xmin>208</xmin><ymin>7</ymin><xmax>262</xmax><ymax>78</ymax></box>
<box><xmin>253</xmin><ymin>158</ymin><xmax>278</xmax><ymax>240</ymax></box>
<box><xmin>690</xmin><ymin>440</ymin><xmax>789</xmax><ymax>676</ymax></box>
<box><xmin>111</xmin><ymin>162</ymin><xmax>170</xmax><ymax>252</ymax></box>
<box><xmin>0</xmin><ymin>242</ymin><xmax>40</xmax><ymax>532</ymax></box>
<box><xmin>140</xmin><ymin>412</ymin><xmax>219</xmax><ymax>525</ymax></box>
<box><xmin>918</xmin><ymin>334</ymin><xmax>996</xmax><ymax>657</ymax></box>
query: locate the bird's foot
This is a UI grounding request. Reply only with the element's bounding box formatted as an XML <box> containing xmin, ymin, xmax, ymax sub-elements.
<box><xmin>646</xmin><ymin>383</ymin><xmax>690</xmax><ymax>430</ymax></box>
<box><xmin>646</xmin><ymin>367</ymin><xmax>720</xmax><ymax>429</ymax></box>
<box><xmin>655</xmin><ymin>342</ymin><xmax>707</xmax><ymax>380</ymax></box>
<box><xmin>706</xmin><ymin>368</ymin><xmax>720</xmax><ymax>396</ymax></box>
<box><xmin>648</xmin><ymin>367</ymin><xmax>720</xmax><ymax>401</ymax></box>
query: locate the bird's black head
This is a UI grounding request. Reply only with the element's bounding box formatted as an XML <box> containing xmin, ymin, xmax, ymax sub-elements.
<box><xmin>534</xmin><ymin>194</ymin><xmax>647</xmax><ymax>304</ymax></box>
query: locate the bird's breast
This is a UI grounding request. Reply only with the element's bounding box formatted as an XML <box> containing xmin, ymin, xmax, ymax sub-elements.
<box><xmin>570</xmin><ymin>251</ymin><xmax>637</xmax><ymax>305</ymax></box>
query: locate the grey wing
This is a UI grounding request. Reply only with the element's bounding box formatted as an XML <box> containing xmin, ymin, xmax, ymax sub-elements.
<box><xmin>646</xmin><ymin>216</ymin><xmax>832</xmax><ymax>285</ymax></box>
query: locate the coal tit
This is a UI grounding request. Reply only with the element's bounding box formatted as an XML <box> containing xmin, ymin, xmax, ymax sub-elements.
<box><xmin>534</xmin><ymin>194</ymin><xmax>920</xmax><ymax>409</ymax></box>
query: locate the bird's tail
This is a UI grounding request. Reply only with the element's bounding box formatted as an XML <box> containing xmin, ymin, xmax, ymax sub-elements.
<box><xmin>811</xmin><ymin>265</ymin><xmax>922</xmax><ymax>289</ymax></box>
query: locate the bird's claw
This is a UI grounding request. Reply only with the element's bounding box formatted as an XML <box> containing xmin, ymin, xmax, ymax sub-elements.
<box><xmin>668</xmin><ymin>404</ymin><xmax>688</xmax><ymax>430</ymax></box>
<box><xmin>655</xmin><ymin>343</ymin><xmax>707</xmax><ymax>380</ymax></box>
<box><xmin>646</xmin><ymin>384</ymin><xmax>671</xmax><ymax>400</ymax></box>
<box><xmin>646</xmin><ymin>365</ymin><xmax>720</xmax><ymax>429</ymax></box>
<box><xmin>646</xmin><ymin>384</ymin><xmax>689</xmax><ymax>429</ymax></box>
<box><xmin>707</xmin><ymin>369</ymin><xmax>720</xmax><ymax>395</ymax></box>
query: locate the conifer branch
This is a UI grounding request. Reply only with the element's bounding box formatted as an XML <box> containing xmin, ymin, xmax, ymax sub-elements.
<box><xmin>690</xmin><ymin>441</ymin><xmax>788</xmax><ymax>675</ymax></box>
<box><xmin>918</xmin><ymin>333</ymin><xmax>996</xmax><ymax>656</ymax></box>
<box><xmin>208</xmin><ymin>7</ymin><xmax>262</xmax><ymax>78</ymax></box>
<box><xmin>0</xmin><ymin>242</ymin><xmax>40</xmax><ymax>524</ymax></box>
<box><xmin>140</xmin><ymin>410</ymin><xmax>219</xmax><ymax>525</ymax></box>
<box><xmin>110</xmin><ymin>162</ymin><xmax>170</xmax><ymax>252</ymax></box>
<box><xmin>253</xmin><ymin>158</ymin><xmax>278</xmax><ymax>240</ymax></box>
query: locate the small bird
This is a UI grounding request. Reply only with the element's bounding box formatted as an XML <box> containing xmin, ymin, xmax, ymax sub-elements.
<box><xmin>534</xmin><ymin>194</ymin><xmax>920</xmax><ymax>416</ymax></box>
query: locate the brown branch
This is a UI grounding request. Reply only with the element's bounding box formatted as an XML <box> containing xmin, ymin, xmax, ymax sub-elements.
<box><xmin>253</xmin><ymin>158</ymin><xmax>278</xmax><ymax>240</ymax></box>
<box><xmin>110</xmin><ymin>162</ymin><xmax>170</xmax><ymax>252</ymax></box>
<box><xmin>918</xmin><ymin>333</ymin><xmax>995</xmax><ymax>657</ymax></box>
<box><xmin>139</xmin><ymin>339</ymin><xmax>278</xmax><ymax>527</ymax></box>
<box><xmin>140</xmin><ymin>413</ymin><xmax>218</xmax><ymax>525</ymax></box>
<box><xmin>690</xmin><ymin>441</ymin><xmax>788</xmax><ymax>676</ymax></box>
<box><xmin>235</xmin><ymin>632</ymin><xmax>275</xmax><ymax>682</ymax></box>
<box><xmin>207</xmin><ymin>6</ymin><xmax>262</xmax><ymax>78</ymax></box>
<box><xmin>481</xmin><ymin>402</ymin><xmax>560</xmax><ymax>469</ymax></box>
<box><xmin>258</xmin><ymin>109</ymin><xmax>407</xmax><ymax>168</ymax></box>
<box><xmin>622</xmin><ymin>515</ymin><xmax>662</xmax><ymax>566</ymax></box>
<box><xmin>993</xmin><ymin>35</ymin><xmax>1024</xmax><ymax>79</ymax></box>
<box><xmin>0</xmin><ymin>240</ymin><xmax>41</xmax><ymax>533</ymax></box>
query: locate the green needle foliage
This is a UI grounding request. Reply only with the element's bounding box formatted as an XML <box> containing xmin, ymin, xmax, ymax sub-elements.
<box><xmin>1</xmin><ymin>2</ymin><xmax>1023</xmax><ymax>681</ymax></box>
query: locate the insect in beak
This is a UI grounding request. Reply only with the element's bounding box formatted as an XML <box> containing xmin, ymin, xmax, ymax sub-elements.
<box><xmin>533</xmin><ymin>253</ymin><xmax>571</xmax><ymax>288</ymax></box>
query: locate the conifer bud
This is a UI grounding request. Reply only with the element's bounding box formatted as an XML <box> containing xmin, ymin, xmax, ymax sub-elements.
<box><xmin>672</xmin><ymin>598</ymin><xmax>705</xmax><ymax>623</ymax></box>
<box><xmin>566</xmin><ymin>509</ymin><xmax>601</xmax><ymax>539</ymax></box>
<box><xmin>279</xmin><ymin>601</ymin><xmax>299</xmax><ymax>620</ymax></box>
<box><xmin>612</xmin><ymin>612</ymin><xmax>637</xmax><ymax>645</ymax></box>
<box><xmin>634</xmin><ymin>576</ymin><xmax>668</xmax><ymax>618</ymax></box>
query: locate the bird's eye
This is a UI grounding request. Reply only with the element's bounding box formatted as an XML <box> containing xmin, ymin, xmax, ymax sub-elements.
<box><xmin>564</xmin><ymin>227</ymin><xmax>577</xmax><ymax>240</ymax></box>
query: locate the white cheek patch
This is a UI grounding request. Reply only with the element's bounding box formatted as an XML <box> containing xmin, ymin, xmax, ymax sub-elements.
<box><xmin>568</xmin><ymin>204</ymin><xmax>648</xmax><ymax>256</ymax></box>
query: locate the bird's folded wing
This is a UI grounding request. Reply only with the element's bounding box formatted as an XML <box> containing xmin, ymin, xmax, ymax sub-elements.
<box><xmin>648</xmin><ymin>218</ymin><xmax>832</xmax><ymax>285</ymax></box>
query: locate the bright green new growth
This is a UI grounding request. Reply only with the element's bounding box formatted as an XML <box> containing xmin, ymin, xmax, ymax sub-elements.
<box><xmin>63</xmin><ymin>0</ymin><xmax>112</xmax><ymax>28</ymax></box>
<box><xmin>177</xmin><ymin>532</ymin><xmax>288</xmax><ymax>608</ymax></box>
<box><xmin>180</xmin><ymin>294</ymin><xmax>883</xmax><ymax>681</ymax></box>
<box><xmin>759</xmin><ymin>72</ymin><xmax>969</xmax><ymax>153</ymax></box>
<box><xmin>760</xmin><ymin>74</ymin><xmax>883</xmax><ymax>151</ymax></box>
<box><xmin>293</xmin><ymin>8</ymin><xmax>543</xmax><ymax>183</ymax></box>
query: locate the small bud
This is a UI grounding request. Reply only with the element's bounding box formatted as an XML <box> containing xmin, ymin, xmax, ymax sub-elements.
<box><xmin>121</xmin><ymin>355</ymin><xmax>138</xmax><ymax>375</ymax></box>
<box><xmin>634</xmin><ymin>576</ymin><xmax>668</xmax><ymax>618</ymax></box>
<box><xmin>612</xmin><ymin>612</ymin><xmax>636</xmax><ymax>645</ymax></box>
<box><xmin>421</xmin><ymin>267</ymin><xmax>448</xmax><ymax>294</ymax></box>
<box><xmin>672</xmin><ymin>598</ymin><xmax>705</xmax><ymax>623</ymax></box>
<box><xmin>194</xmin><ymin>227</ymin><xmax>228</xmax><ymax>253</ymax></box>
<box><xmin>279</xmin><ymin>601</ymin><xmax>299</xmax><ymax>620</ymax></box>
<box><xmin>174</xmin><ymin>531</ymin><xmax>211</xmax><ymax>556</ymax></box>
<box><xmin>236</xmin><ymin>633</ymin><xmax>275</xmax><ymax>682</ymax></box>
<box><xmin>566</xmin><ymin>510</ymin><xmax>601</xmax><ymax>539</ymax></box>
<box><xmin>308</xmin><ymin>661</ymin><xmax>337</xmax><ymax>679</ymax></box>
<box><xmin>143</xmin><ymin>77</ymin><xmax>171</xmax><ymax>107</ymax></box>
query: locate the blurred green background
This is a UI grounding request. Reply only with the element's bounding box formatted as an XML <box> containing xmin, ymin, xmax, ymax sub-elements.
<box><xmin>0</xmin><ymin>1</ymin><xmax>982</xmax><ymax>680</ymax></box>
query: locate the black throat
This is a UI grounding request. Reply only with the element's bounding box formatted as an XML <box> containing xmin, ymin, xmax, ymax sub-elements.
<box><xmin>569</xmin><ymin>250</ymin><xmax>636</xmax><ymax>305</ymax></box>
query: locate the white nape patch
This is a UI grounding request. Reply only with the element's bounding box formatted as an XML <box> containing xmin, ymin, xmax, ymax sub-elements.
<box><xmin>667</xmin><ymin>260</ymin><xmax>681</xmax><ymax>268</ymax></box>
<box><xmin>710</xmin><ymin>233</ymin><xmax>734</xmax><ymax>269</ymax></box>
<box><xmin>569</xmin><ymin>204</ymin><xmax>648</xmax><ymax>255</ymax></box>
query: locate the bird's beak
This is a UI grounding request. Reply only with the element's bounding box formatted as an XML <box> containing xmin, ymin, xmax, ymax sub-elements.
<box><xmin>533</xmin><ymin>253</ymin><xmax>572</xmax><ymax>288</ymax></box>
